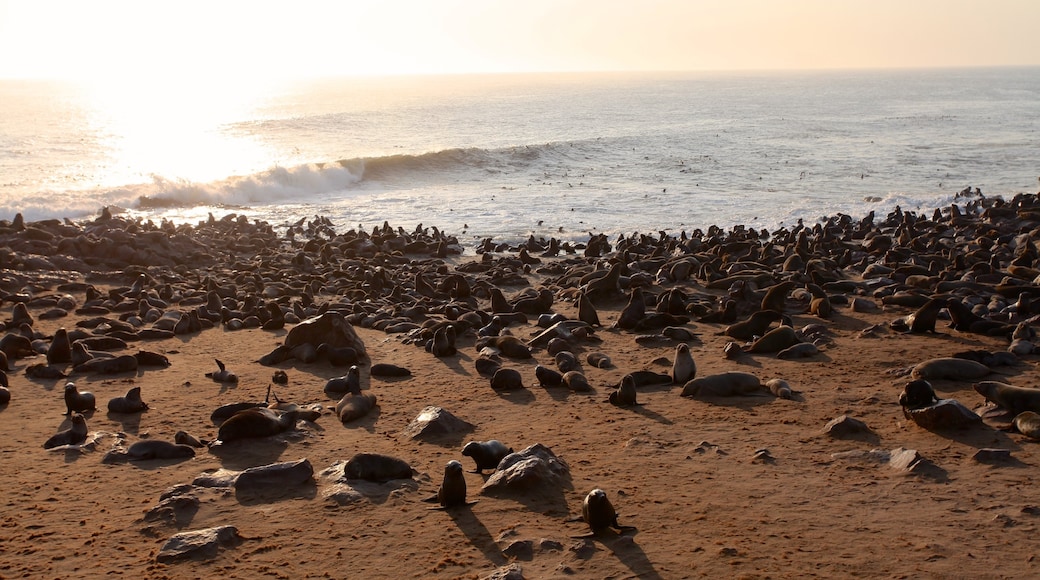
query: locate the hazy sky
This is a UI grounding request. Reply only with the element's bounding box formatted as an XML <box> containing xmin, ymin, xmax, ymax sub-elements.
<box><xmin>1</xmin><ymin>0</ymin><xmax>1037</xmax><ymax>80</ymax></box>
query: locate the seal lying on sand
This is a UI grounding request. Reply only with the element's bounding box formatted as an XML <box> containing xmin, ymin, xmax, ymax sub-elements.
<box><xmin>44</xmin><ymin>413</ymin><xmax>88</xmax><ymax>449</ymax></box>
<box><xmin>974</xmin><ymin>381</ymin><xmax>1040</xmax><ymax>415</ymax></box>
<box><xmin>214</xmin><ymin>408</ymin><xmax>301</xmax><ymax>444</ymax></box>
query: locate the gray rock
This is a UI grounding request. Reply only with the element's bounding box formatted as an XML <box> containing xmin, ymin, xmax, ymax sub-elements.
<box><xmin>481</xmin><ymin>563</ymin><xmax>525</xmax><ymax>580</ymax></box>
<box><xmin>401</xmin><ymin>406</ymin><xmax>474</xmax><ymax>441</ymax></box>
<box><xmin>822</xmin><ymin>415</ymin><xmax>873</xmax><ymax>438</ymax></box>
<box><xmin>904</xmin><ymin>398</ymin><xmax>982</xmax><ymax>430</ymax></box>
<box><xmin>143</xmin><ymin>493</ymin><xmax>199</xmax><ymax>527</ymax></box>
<box><xmin>235</xmin><ymin>458</ymin><xmax>314</xmax><ymax>491</ymax></box>
<box><xmin>973</xmin><ymin>448</ymin><xmax>1013</xmax><ymax>463</ymax></box>
<box><xmin>482</xmin><ymin>443</ymin><xmax>570</xmax><ymax>491</ymax></box>
<box><xmin>284</xmin><ymin>313</ymin><xmax>368</xmax><ymax>362</ymax></box>
<box><xmin>156</xmin><ymin>525</ymin><xmax>243</xmax><ymax>563</ymax></box>
<box><xmin>501</xmin><ymin>539</ymin><xmax>534</xmax><ymax>560</ymax></box>
<box><xmin>192</xmin><ymin>469</ymin><xmax>239</xmax><ymax>488</ymax></box>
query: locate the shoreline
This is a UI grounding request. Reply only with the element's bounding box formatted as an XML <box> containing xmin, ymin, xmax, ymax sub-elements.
<box><xmin>2</xmin><ymin>191</ymin><xmax>1040</xmax><ymax>577</ymax></box>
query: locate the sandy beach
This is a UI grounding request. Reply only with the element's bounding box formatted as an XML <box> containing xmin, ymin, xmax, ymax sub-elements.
<box><xmin>3</xmin><ymin>197</ymin><xmax>1040</xmax><ymax>580</ymax></box>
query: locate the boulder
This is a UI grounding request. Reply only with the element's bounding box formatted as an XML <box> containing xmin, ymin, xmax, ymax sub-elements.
<box><xmin>156</xmin><ymin>525</ymin><xmax>243</xmax><ymax>563</ymax></box>
<box><xmin>284</xmin><ymin>313</ymin><xmax>368</xmax><ymax>363</ymax></box>
<box><xmin>401</xmin><ymin>406</ymin><xmax>474</xmax><ymax>441</ymax></box>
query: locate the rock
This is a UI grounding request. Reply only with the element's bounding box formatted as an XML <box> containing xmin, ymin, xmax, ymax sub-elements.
<box><xmin>192</xmin><ymin>469</ymin><xmax>240</xmax><ymax>488</ymax></box>
<box><xmin>401</xmin><ymin>406</ymin><xmax>474</xmax><ymax>441</ymax></box>
<box><xmin>481</xmin><ymin>563</ymin><xmax>525</xmax><ymax>580</ymax></box>
<box><xmin>142</xmin><ymin>493</ymin><xmax>200</xmax><ymax>527</ymax></box>
<box><xmin>973</xmin><ymin>448</ymin><xmax>1013</xmax><ymax>463</ymax></box>
<box><xmin>903</xmin><ymin>399</ymin><xmax>982</xmax><ymax>430</ymax></box>
<box><xmin>321</xmin><ymin>483</ymin><xmax>366</xmax><ymax>505</ymax></box>
<box><xmin>283</xmin><ymin>312</ymin><xmax>368</xmax><ymax>362</ymax></box>
<box><xmin>822</xmin><ymin>415</ymin><xmax>873</xmax><ymax>438</ymax></box>
<box><xmin>501</xmin><ymin>539</ymin><xmax>534</xmax><ymax>560</ymax></box>
<box><xmin>155</xmin><ymin>525</ymin><xmax>243</xmax><ymax>563</ymax></box>
<box><xmin>482</xmin><ymin>443</ymin><xmax>570</xmax><ymax>491</ymax></box>
<box><xmin>888</xmin><ymin>447</ymin><xmax>928</xmax><ymax>472</ymax></box>
<box><xmin>234</xmin><ymin>458</ymin><xmax>314</xmax><ymax>491</ymax></box>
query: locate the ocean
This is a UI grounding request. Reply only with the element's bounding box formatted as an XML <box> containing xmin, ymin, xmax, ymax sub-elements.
<box><xmin>2</xmin><ymin>67</ymin><xmax>1038</xmax><ymax>248</ymax></box>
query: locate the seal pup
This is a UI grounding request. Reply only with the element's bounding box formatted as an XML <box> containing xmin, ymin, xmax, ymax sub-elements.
<box><xmin>765</xmin><ymin>378</ymin><xmax>795</xmax><ymax>400</ymax></box>
<box><xmin>107</xmin><ymin>386</ymin><xmax>149</xmax><ymax>413</ymax></box>
<box><xmin>43</xmin><ymin>413</ymin><xmax>88</xmax><ymax>449</ymax></box>
<box><xmin>608</xmin><ymin>374</ymin><xmax>639</xmax><ymax>406</ymax></box>
<box><xmin>461</xmin><ymin>440</ymin><xmax>513</xmax><ymax>473</ymax></box>
<box><xmin>206</xmin><ymin>359</ymin><xmax>238</xmax><ymax>383</ymax></box>
<box><xmin>1013</xmin><ymin>411</ymin><xmax>1040</xmax><ymax>439</ymax></box>
<box><xmin>424</xmin><ymin>460</ymin><xmax>478</xmax><ymax>509</ymax></box>
<box><xmin>898</xmin><ymin>379</ymin><xmax>940</xmax><ymax>411</ymax></box>
<box><xmin>724</xmin><ymin>310</ymin><xmax>786</xmax><ymax>341</ymax></box>
<box><xmin>174</xmin><ymin>430</ymin><xmax>208</xmax><ymax>448</ymax></box>
<box><xmin>63</xmin><ymin>382</ymin><xmax>96</xmax><ymax>415</ymax></box>
<box><xmin>571</xmin><ymin>488</ymin><xmax>637</xmax><ymax>538</ymax></box>
<box><xmin>214</xmin><ymin>408</ymin><xmax>301</xmax><ymax>444</ymax></box>
<box><xmin>671</xmin><ymin>343</ymin><xmax>696</xmax><ymax>384</ymax></box>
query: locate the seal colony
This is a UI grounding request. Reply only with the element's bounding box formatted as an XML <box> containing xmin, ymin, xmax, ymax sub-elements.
<box><xmin>5</xmin><ymin>188</ymin><xmax>1040</xmax><ymax>577</ymax></box>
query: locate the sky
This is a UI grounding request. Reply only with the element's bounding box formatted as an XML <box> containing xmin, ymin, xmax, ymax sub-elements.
<box><xmin>0</xmin><ymin>0</ymin><xmax>1038</xmax><ymax>80</ymax></box>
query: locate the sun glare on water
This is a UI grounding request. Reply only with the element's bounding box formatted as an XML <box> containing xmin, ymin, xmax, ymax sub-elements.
<box><xmin>79</xmin><ymin>76</ymin><xmax>285</xmax><ymax>191</ymax></box>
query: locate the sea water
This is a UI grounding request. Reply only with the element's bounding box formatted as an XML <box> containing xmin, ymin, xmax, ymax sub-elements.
<box><xmin>2</xmin><ymin>67</ymin><xmax>1038</xmax><ymax>247</ymax></box>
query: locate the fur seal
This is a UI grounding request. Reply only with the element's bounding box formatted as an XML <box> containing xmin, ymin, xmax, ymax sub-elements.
<box><xmin>585</xmin><ymin>352</ymin><xmax>612</xmax><ymax>369</ymax></box>
<box><xmin>316</xmin><ymin>343</ymin><xmax>360</xmax><ymax>367</ymax></box>
<box><xmin>74</xmin><ymin>354</ymin><xmax>139</xmax><ymax>375</ymax></box>
<box><xmin>43</xmin><ymin>413</ymin><xmax>88</xmax><ymax>449</ymax></box>
<box><xmin>760</xmin><ymin>280</ymin><xmax>795</xmax><ymax>313</ymax></box>
<box><xmin>324</xmin><ymin>365</ymin><xmax>362</xmax><ymax>395</ymax></box>
<box><xmin>562</xmin><ymin>370</ymin><xmax>591</xmax><ymax>392</ymax></box>
<box><xmin>475</xmin><ymin>336</ymin><xmax>532</xmax><ymax>359</ymax></box>
<box><xmin>893</xmin><ymin>297</ymin><xmax>946</xmax><ymax>334</ymax></box>
<box><xmin>776</xmin><ymin>342</ymin><xmax>820</xmax><ymax>359</ymax></box>
<box><xmin>1013</xmin><ymin>411</ymin><xmax>1040</xmax><ymax>439</ymax></box>
<box><xmin>613</xmin><ymin>287</ymin><xmax>646</xmax><ymax>330</ymax></box>
<box><xmin>343</xmin><ymin>452</ymin><xmax>413</xmax><ymax>482</ymax></box>
<box><xmin>724</xmin><ymin>310</ymin><xmax>786</xmax><ymax>341</ymax></box>
<box><xmin>63</xmin><ymin>382</ymin><xmax>96</xmax><ymax>415</ymax></box>
<box><xmin>370</xmin><ymin>363</ymin><xmax>412</xmax><ymax>377</ymax></box>
<box><xmin>608</xmin><ymin>374</ymin><xmax>639</xmax><ymax>406</ymax></box>
<box><xmin>765</xmin><ymin>378</ymin><xmax>794</xmax><ymax>399</ymax></box>
<box><xmin>572</xmin><ymin>488</ymin><xmax>636</xmax><ymax>538</ymax></box>
<box><xmin>125</xmin><ymin>439</ymin><xmax>196</xmax><ymax>461</ymax></box>
<box><xmin>576</xmin><ymin>291</ymin><xmax>601</xmax><ymax>327</ymax></box>
<box><xmin>426</xmin><ymin>324</ymin><xmax>457</xmax><ymax>357</ymax></box>
<box><xmin>490</xmin><ymin>368</ymin><xmax>524</xmax><ymax>391</ymax></box>
<box><xmin>974</xmin><ymin>381</ymin><xmax>1040</xmax><ymax>415</ymax></box>
<box><xmin>0</xmin><ymin>385</ymin><xmax>8</xmax><ymax>406</ymax></box>
<box><xmin>46</xmin><ymin>328</ymin><xmax>72</xmax><ymax>364</ymax></box>
<box><xmin>215</xmin><ymin>408</ymin><xmax>300</xmax><ymax>443</ymax></box>
<box><xmin>205</xmin><ymin>359</ymin><xmax>238</xmax><ymax>383</ymax></box>
<box><xmin>747</xmin><ymin>325</ymin><xmax>800</xmax><ymax>353</ymax></box>
<box><xmin>426</xmin><ymin>460</ymin><xmax>477</xmax><ymax>508</ymax></box>
<box><xmin>174</xmin><ymin>430</ymin><xmax>207</xmax><ymax>447</ymax></box>
<box><xmin>555</xmin><ymin>351</ymin><xmax>581</xmax><ymax>374</ymax></box>
<box><xmin>107</xmin><ymin>386</ymin><xmax>149</xmax><ymax>413</ymax></box>
<box><xmin>671</xmin><ymin>343</ymin><xmax>696</xmax><ymax>384</ymax></box>
<box><xmin>899</xmin><ymin>379</ymin><xmax>939</xmax><ymax>410</ymax></box>
<box><xmin>474</xmin><ymin>355</ymin><xmax>502</xmax><ymax>377</ymax></box>
<box><xmin>535</xmin><ymin>365</ymin><xmax>564</xmax><ymax>387</ymax></box>
<box><xmin>461</xmin><ymin>440</ymin><xmax>513</xmax><ymax>473</ymax></box>
<box><xmin>911</xmin><ymin>358</ymin><xmax>990</xmax><ymax>381</ymax></box>
<box><xmin>335</xmin><ymin>392</ymin><xmax>378</xmax><ymax>422</ymax></box>
<box><xmin>681</xmin><ymin>372</ymin><xmax>763</xmax><ymax>397</ymax></box>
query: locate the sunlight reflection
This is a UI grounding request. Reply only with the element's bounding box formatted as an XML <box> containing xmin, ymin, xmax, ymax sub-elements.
<box><xmin>80</xmin><ymin>77</ymin><xmax>283</xmax><ymax>188</ymax></box>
